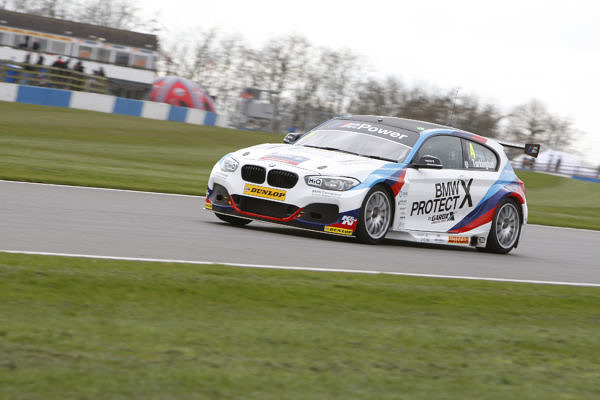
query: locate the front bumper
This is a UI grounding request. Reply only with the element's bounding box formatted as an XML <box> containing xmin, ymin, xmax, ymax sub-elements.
<box><xmin>206</xmin><ymin>166</ymin><xmax>367</xmax><ymax>236</ymax></box>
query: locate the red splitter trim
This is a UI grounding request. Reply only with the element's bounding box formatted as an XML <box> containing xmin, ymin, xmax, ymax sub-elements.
<box><xmin>229</xmin><ymin>196</ymin><xmax>303</xmax><ymax>222</ymax></box>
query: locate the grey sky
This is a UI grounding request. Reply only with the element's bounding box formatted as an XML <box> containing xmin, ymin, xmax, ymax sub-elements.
<box><xmin>143</xmin><ymin>0</ymin><xmax>599</xmax><ymax>163</ymax></box>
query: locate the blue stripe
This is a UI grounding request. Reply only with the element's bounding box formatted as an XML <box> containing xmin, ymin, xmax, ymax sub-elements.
<box><xmin>112</xmin><ymin>97</ymin><xmax>143</xmax><ymax>116</ymax></box>
<box><xmin>448</xmin><ymin>163</ymin><xmax>519</xmax><ymax>231</ymax></box>
<box><xmin>168</xmin><ymin>105</ymin><xmax>188</xmax><ymax>122</ymax></box>
<box><xmin>204</xmin><ymin>111</ymin><xmax>217</xmax><ymax>126</ymax></box>
<box><xmin>16</xmin><ymin>85</ymin><xmax>71</xmax><ymax>107</ymax></box>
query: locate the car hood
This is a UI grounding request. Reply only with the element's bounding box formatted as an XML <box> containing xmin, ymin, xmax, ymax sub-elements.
<box><xmin>230</xmin><ymin>143</ymin><xmax>393</xmax><ymax>179</ymax></box>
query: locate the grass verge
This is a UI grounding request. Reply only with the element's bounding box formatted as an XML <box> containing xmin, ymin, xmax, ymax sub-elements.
<box><xmin>1</xmin><ymin>102</ymin><xmax>598</xmax><ymax>229</ymax></box>
<box><xmin>0</xmin><ymin>102</ymin><xmax>276</xmax><ymax>195</ymax></box>
<box><xmin>516</xmin><ymin>170</ymin><xmax>600</xmax><ymax>230</ymax></box>
<box><xmin>1</xmin><ymin>252</ymin><xmax>599</xmax><ymax>399</ymax></box>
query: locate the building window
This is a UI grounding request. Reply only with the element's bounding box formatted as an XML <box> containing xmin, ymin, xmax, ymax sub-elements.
<box><xmin>79</xmin><ymin>45</ymin><xmax>92</xmax><ymax>59</ymax></box>
<box><xmin>132</xmin><ymin>54</ymin><xmax>147</xmax><ymax>68</ymax></box>
<box><xmin>49</xmin><ymin>41</ymin><xmax>67</xmax><ymax>55</ymax></box>
<box><xmin>115</xmin><ymin>51</ymin><xmax>130</xmax><ymax>66</ymax></box>
<box><xmin>34</xmin><ymin>39</ymin><xmax>48</xmax><ymax>52</ymax></box>
<box><xmin>97</xmin><ymin>48</ymin><xmax>110</xmax><ymax>62</ymax></box>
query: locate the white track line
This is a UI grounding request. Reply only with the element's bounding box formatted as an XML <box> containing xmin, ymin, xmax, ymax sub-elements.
<box><xmin>2</xmin><ymin>180</ymin><xmax>597</xmax><ymax>233</ymax></box>
<box><xmin>2</xmin><ymin>249</ymin><xmax>599</xmax><ymax>288</ymax></box>
<box><xmin>0</xmin><ymin>180</ymin><xmax>201</xmax><ymax>198</ymax></box>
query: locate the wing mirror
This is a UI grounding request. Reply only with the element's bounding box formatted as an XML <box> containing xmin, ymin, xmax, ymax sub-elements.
<box><xmin>283</xmin><ymin>132</ymin><xmax>302</xmax><ymax>144</ymax></box>
<box><xmin>409</xmin><ymin>155</ymin><xmax>443</xmax><ymax>169</ymax></box>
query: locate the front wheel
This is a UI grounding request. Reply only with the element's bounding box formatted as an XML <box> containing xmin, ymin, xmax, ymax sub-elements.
<box><xmin>482</xmin><ymin>199</ymin><xmax>521</xmax><ymax>254</ymax></box>
<box><xmin>215</xmin><ymin>212</ymin><xmax>252</xmax><ymax>226</ymax></box>
<box><xmin>356</xmin><ymin>186</ymin><xmax>393</xmax><ymax>244</ymax></box>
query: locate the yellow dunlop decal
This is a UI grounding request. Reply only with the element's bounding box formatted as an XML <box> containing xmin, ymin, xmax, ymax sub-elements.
<box><xmin>243</xmin><ymin>184</ymin><xmax>286</xmax><ymax>201</ymax></box>
<box><xmin>205</xmin><ymin>202</ymin><xmax>213</xmax><ymax>210</ymax></box>
<box><xmin>324</xmin><ymin>226</ymin><xmax>354</xmax><ymax>235</ymax></box>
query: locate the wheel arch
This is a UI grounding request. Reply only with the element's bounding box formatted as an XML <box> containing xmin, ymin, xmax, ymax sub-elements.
<box><xmin>504</xmin><ymin>195</ymin><xmax>524</xmax><ymax>248</ymax></box>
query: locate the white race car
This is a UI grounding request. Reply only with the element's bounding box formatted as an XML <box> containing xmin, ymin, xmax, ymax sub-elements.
<box><xmin>205</xmin><ymin>116</ymin><xmax>539</xmax><ymax>253</ymax></box>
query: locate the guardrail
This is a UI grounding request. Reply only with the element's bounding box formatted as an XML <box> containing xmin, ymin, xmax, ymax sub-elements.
<box><xmin>514</xmin><ymin>159</ymin><xmax>600</xmax><ymax>180</ymax></box>
<box><xmin>0</xmin><ymin>61</ymin><xmax>107</xmax><ymax>94</ymax></box>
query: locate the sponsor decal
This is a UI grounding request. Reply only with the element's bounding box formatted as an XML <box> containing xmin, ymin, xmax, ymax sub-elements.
<box><xmin>243</xmin><ymin>184</ymin><xmax>287</xmax><ymax>201</ymax></box>
<box><xmin>448</xmin><ymin>236</ymin><xmax>470</xmax><ymax>245</ymax></box>
<box><xmin>324</xmin><ymin>226</ymin><xmax>354</xmax><ymax>235</ymax></box>
<box><xmin>341</xmin><ymin>215</ymin><xmax>357</xmax><ymax>226</ymax></box>
<box><xmin>307</xmin><ymin>177</ymin><xmax>322</xmax><ymax>186</ymax></box>
<box><xmin>323</xmin><ymin>120</ymin><xmax>419</xmax><ymax>146</ymax></box>
<box><xmin>205</xmin><ymin>197</ymin><xmax>213</xmax><ymax>210</ymax></box>
<box><xmin>428</xmin><ymin>211</ymin><xmax>455</xmax><ymax>224</ymax></box>
<box><xmin>323</xmin><ymin>212</ymin><xmax>359</xmax><ymax>235</ymax></box>
<box><xmin>260</xmin><ymin>153</ymin><xmax>309</xmax><ymax>166</ymax></box>
<box><xmin>310</xmin><ymin>189</ymin><xmax>342</xmax><ymax>198</ymax></box>
<box><xmin>410</xmin><ymin>178</ymin><xmax>473</xmax><ymax>217</ymax></box>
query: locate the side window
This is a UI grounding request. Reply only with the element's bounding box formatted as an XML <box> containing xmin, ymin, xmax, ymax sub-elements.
<box><xmin>415</xmin><ymin>135</ymin><xmax>463</xmax><ymax>169</ymax></box>
<box><xmin>463</xmin><ymin>140</ymin><xmax>498</xmax><ymax>170</ymax></box>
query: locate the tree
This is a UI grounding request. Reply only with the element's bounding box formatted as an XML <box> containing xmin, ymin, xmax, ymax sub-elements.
<box><xmin>504</xmin><ymin>99</ymin><xmax>580</xmax><ymax>149</ymax></box>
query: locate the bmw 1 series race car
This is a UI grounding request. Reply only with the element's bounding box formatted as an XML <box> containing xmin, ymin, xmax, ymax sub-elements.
<box><xmin>205</xmin><ymin>115</ymin><xmax>540</xmax><ymax>253</ymax></box>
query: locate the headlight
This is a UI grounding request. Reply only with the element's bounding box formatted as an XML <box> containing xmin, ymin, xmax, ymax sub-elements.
<box><xmin>305</xmin><ymin>175</ymin><xmax>360</xmax><ymax>191</ymax></box>
<box><xmin>220</xmin><ymin>156</ymin><xmax>239</xmax><ymax>172</ymax></box>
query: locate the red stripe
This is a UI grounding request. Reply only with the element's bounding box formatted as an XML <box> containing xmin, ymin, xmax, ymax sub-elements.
<box><xmin>449</xmin><ymin>206</ymin><xmax>497</xmax><ymax>233</ymax></box>
<box><xmin>470</xmin><ymin>134</ymin><xmax>487</xmax><ymax>144</ymax></box>
<box><xmin>391</xmin><ymin>170</ymin><xmax>407</xmax><ymax>196</ymax></box>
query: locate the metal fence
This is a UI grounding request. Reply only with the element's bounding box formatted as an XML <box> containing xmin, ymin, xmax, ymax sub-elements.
<box><xmin>0</xmin><ymin>61</ymin><xmax>107</xmax><ymax>94</ymax></box>
<box><xmin>514</xmin><ymin>158</ymin><xmax>600</xmax><ymax>179</ymax></box>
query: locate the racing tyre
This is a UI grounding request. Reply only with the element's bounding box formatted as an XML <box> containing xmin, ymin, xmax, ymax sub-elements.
<box><xmin>215</xmin><ymin>213</ymin><xmax>252</xmax><ymax>226</ymax></box>
<box><xmin>483</xmin><ymin>199</ymin><xmax>521</xmax><ymax>254</ymax></box>
<box><xmin>356</xmin><ymin>186</ymin><xmax>393</xmax><ymax>244</ymax></box>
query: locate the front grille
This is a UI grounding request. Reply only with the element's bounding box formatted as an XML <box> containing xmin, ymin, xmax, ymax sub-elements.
<box><xmin>232</xmin><ymin>195</ymin><xmax>298</xmax><ymax>219</ymax></box>
<box><xmin>241</xmin><ymin>164</ymin><xmax>266</xmax><ymax>184</ymax></box>
<box><xmin>268</xmin><ymin>169</ymin><xmax>298</xmax><ymax>189</ymax></box>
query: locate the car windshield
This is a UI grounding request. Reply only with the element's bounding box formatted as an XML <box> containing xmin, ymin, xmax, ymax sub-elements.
<box><xmin>296</xmin><ymin>120</ymin><xmax>418</xmax><ymax>163</ymax></box>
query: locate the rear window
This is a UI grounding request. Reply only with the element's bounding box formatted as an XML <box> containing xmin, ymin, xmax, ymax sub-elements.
<box><xmin>463</xmin><ymin>140</ymin><xmax>498</xmax><ymax>170</ymax></box>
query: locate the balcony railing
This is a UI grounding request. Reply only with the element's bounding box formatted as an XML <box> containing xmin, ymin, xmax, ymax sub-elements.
<box><xmin>0</xmin><ymin>61</ymin><xmax>107</xmax><ymax>94</ymax></box>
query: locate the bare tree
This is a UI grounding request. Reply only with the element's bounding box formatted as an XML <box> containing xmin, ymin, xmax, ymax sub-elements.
<box><xmin>504</xmin><ymin>99</ymin><xmax>580</xmax><ymax>149</ymax></box>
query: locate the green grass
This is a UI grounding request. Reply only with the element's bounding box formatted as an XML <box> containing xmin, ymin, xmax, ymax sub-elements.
<box><xmin>0</xmin><ymin>101</ymin><xmax>276</xmax><ymax>195</ymax></box>
<box><xmin>1</xmin><ymin>101</ymin><xmax>598</xmax><ymax>229</ymax></box>
<box><xmin>516</xmin><ymin>170</ymin><xmax>600</xmax><ymax>230</ymax></box>
<box><xmin>1</xmin><ymin>252</ymin><xmax>599</xmax><ymax>399</ymax></box>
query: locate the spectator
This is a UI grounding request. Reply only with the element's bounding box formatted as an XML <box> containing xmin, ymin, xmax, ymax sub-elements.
<box><xmin>554</xmin><ymin>157</ymin><xmax>562</xmax><ymax>173</ymax></box>
<box><xmin>36</xmin><ymin>53</ymin><xmax>45</xmax><ymax>65</ymax></box>
<box><xmin>73</xmin><ymin>61</ymin><xmax>84</xmax><ymax>73</ymax></box>
<box><xmin>52</xmin><ymin>56</ymin><xmax>65</xmax><ymax>68</ymax></box>
<box><xmin>24</xmin><ymin>52</ymin><xmax>33</xmax><ymax>68</ymax></box>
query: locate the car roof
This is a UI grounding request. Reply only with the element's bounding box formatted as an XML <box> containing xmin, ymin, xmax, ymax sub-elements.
<box><xmin>336</xmin><ymin>115</ymin><xmax>461</xmax><ymax>134</ymax></box>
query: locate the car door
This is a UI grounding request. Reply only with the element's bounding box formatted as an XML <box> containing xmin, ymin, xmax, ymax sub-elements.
<box><xmin>455</xmin><ymin>138</ymin><xmax>501</xmax><ymax>229</ymax></box>
<box><xmin>401</xmin><ymin>135</ymin><xmax>475</xmax><ymax>232</ymax></box>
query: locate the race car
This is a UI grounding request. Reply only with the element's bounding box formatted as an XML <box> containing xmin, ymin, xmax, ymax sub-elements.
<box><xmin>205</xmin><ymin>115</ymin><xmax>540</xmax><ymax>253</ymax></box>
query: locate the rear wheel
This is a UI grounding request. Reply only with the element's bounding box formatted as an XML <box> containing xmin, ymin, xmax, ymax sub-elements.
<box><xmin>356</xmin><ymin>186</ymin><xmax>393</xmax><ymax>244</ymax></box>
<box><xmin>483</xmin><ymin>199</ymin><xmax>521</xmax><ymax>254</ymax></box>
<box><xmin>215</xmin><ymin>213</ymin><xmax>252</xmax><ymax>226</ymax></box>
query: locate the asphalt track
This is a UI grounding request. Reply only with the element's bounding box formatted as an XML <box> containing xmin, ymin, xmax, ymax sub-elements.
<box><xmin>1</xmin><ymin>180</ymin><xmax>599</xmax><ymax>285</ymax></box>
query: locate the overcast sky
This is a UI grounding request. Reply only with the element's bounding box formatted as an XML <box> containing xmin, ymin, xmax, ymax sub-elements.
<box><xmin>142</xmin><ymin>0</ymin><xmax>599</xmax><ymax>164</ymax></box>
